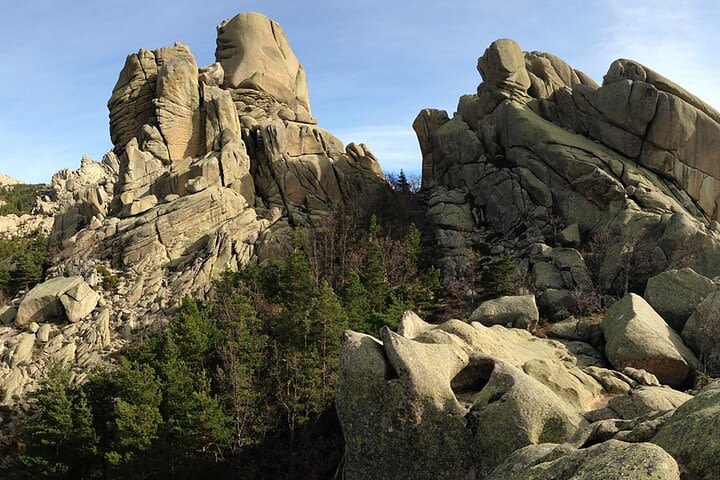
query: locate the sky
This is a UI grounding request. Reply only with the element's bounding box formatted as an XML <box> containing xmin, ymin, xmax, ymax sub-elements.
<box><xmin>1</xmin><ymin>0</ymin><xmax>719</xmax><ymax>183</ymax></box>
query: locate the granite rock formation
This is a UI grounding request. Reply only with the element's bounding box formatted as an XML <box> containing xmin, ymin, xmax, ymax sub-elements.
<box><xmin>338</xmin><ymin>38</ymin><xmax>720</xmax><ymax>480</ymax></box>
<box><xmin>415</xmin><ymin>38</ymin><xmax>720</xmax><ymax>295</ymax></box>
<box><xmin>0</xmin><ymin>11</ymin><xmax>388</xmax><ymax>406</ymax></box>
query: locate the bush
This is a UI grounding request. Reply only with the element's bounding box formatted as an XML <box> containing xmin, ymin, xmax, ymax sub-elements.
<box><xmin>97</xmin><ymin>266</ymin><xmax>120</xmax><ymax>292</ymax></box>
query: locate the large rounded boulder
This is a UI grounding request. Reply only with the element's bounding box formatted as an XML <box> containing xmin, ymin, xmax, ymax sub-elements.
<box><xmin>602</xmin><ymin>294</ymin><xmax>697</xmax><ymax>387</ymax></box>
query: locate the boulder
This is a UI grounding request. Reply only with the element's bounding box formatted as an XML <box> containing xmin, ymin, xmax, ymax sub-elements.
<box><xmin>537</xmin><ymin>288</ymin><xmax>577</xmax><ymax>319</ymax></box>
<box><xmin>60</xmin><ymin>282</ymin><xmax>100</xmax><ymax>323</ymax></box>
<box><xmin>652</xmin><ymin>381</ymin><xmax>720</xmax><ymax>479</ymax></box>
<box><xmin>15</xmin><ymin>276</ymin><xmax>84</xmax><ymax>326</ymax></box>
<box><xmin>216</xmin><ymin>12</ymin><xmax>310</xmax><ymax>111</ymax></box>
<box><xmin>8</xmin><ymin>333</ymin><xmax>35</xmax><ymax>368</ymax></box>
<box><xmin>0</xmin><ymin>305</ymin><xmax>17</xmax><ymax>326</ymax></box>
<box><xmin>337</xmin><ymin>317</ymin><xmax>657</xmax><ymax>479</ymax></box>
<box><xmin>605</xmin><ymin>386</ymin><xmax>692</xmax><ymax>419</ymax></box>
<box><xmin>602</xmin><ymin>294</ymin><xmax>697</xmax><ymax>387</ymax></box>
<box><xmin>532</xmin><ymin>262</ymin><xmax>565</xmax><ymax>290</ymax></box>
<box><xmin>469</xmin><ymin>295</ymin><xmax>539</xmax><ymax>329</ymax></box>
<box><xmin>681</xmin><ymin>290</ymin><xmax>720</xmax><ymax>373</ymax></box>
<box><xmin>644</xmin><ymin>268</ymin><xmax>716</xmax><ymax>332</ymax></box>
<box><xmin>558</xmin><ymin>223</ymin><xmax>581</xmax><ymax>248</ymax></box>
<box><xmin>487</xmin><ymin>440</ymin><xmax>680</xmax><ymax>480</ymax></box>
<box><xmin>544</xmin><ymin>316</ymin><xmax>602</xmax><ymax>345</ymax></box>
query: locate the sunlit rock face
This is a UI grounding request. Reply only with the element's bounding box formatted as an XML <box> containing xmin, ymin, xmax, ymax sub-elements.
<box><xmin>0</xmin><ymin>12</ymin><xmax>389</xmax><ymax>407</ymax></box>
<box><xmin>415</xmin><ymin>38</ymin><xmax>720</xmax><ymax>292</ymax></box>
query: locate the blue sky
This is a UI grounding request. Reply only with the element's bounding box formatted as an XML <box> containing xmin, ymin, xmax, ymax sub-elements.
<box><xmin>1</xmin><ymin>0</ymin><xmax>719</xmax><ymax>183</ymax></box>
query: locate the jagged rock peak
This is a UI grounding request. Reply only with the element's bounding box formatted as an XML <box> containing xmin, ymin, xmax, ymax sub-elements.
<box><xmin>415</xmin><ymin>37</ymin><xmax>720</xmax><ymax>294</ymax></box>
<box><xmin>0</xmin><ymin>12</ymin><xmax>389</xmax><ymax>407</ymax></box>
<box><xmin>216</xmin><ymin>12</ymin><xmax>311</xmax><ymax>114</ymax></box>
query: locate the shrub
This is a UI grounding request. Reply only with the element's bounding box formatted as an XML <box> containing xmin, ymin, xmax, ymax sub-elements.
<box><xmin>97</xmin><ymin>266</ymin><xmax>119</xmax><ymax>292</ymax></box>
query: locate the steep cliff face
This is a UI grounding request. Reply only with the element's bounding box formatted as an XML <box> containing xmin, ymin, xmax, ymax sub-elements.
<box><xmin>0</xmin><ymin>12</ymin><xmax>388</xmax><ymax>406</ymax></box>
<box><xmin>415</xmin><ymin>39</ymin><xmax>720</xmax><ymax>294</ymax></box>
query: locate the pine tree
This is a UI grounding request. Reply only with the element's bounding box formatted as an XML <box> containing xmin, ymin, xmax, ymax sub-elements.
<box><xmin>396</xmin><ymin>169</ymin><xmax>410</xmax><ymax>194</ymax></box>
<box><xmin>20</xmin><ymin>364</ymin><xmax>99</xmax><ymax>479</ymax></box>
<box><xmin>169</xmin><ymin>296</ymin><xmax>219</xmax><ymax>371</ymax></box>
<box><xmin>341</xmin><ymin>272</ymin><xmax>373</xmax><ymax>333</ymax></box>
<box><xmin>159</xmin><ymin>339</ymin><xmax>231</xmax><ymax>476</ymax></box>
<box><xmin>277</xmin><ymin>242</ymin><xmax>315</xmax><ymax>310</ymax></box>
<box><xmin>104</xmin><ymin>359</ymin><xmax>163</xmax><ymax>478</ymax></box>
<box><xmin>212</xmin><ymin>273</ymin><xmax>270</xmax><ymax>450</ymax></box>
<box><xmin>482</xmin><ymin>255</ymin><xmax>517</xmax><ymax>298</ymax></box>
<box><xmin>361</xmin><ymin>215</ymin><xmax>390</xmax><ymax>311</ymax></box>
<box><xmin>309</xmin><ymin>281</ymin><xmax>349</xmax><ymax>398</ymax></box>
<box><xmin>406</xmin><ymin>223</ymin><xmax>423</xmax><ymax>268</ymax></box>
<box><xmin>372</xmin><ymin>291</ymin><xmax>406</xmax><ymax>331</ymax></box>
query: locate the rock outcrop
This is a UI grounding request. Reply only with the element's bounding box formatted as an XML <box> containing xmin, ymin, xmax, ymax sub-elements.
<box><xmin>415</xmin><ymin>38</ymin><xmax>720</xmax><ymax>295</ymax></box>
<box><xmin>1</xmin><ymin>12</ymin><xmax>389</xmax><ymax>406</ymax></box>
<box><xmin>337</xmin><ymin>313</ymin><xmax>695</xmax><ymax>479</ymax></box>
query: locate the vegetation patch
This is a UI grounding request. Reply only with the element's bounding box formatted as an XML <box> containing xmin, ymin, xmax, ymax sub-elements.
<box><xmin>0</xmin><ymin>184</ymin><xmax>51</xmax><ymax>217</ymax></box>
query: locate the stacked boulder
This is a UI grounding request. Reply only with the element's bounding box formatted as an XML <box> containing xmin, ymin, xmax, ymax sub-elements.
<box><xmin>0</xmin><ymin>12</ymin><xmax>389</xmax><ymax>406</ymax></box>
<box><xmin>415</xmin><ymin>38</ymin><xmax>720</xmax><ymax>293</ymax></box>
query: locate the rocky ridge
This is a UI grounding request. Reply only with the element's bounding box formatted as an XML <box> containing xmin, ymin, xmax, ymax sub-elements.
<box><xmin>0</xmin><ymin>12</ymin><xmax>388</xmax><ymax>406</ymax></box>
<box><xmin>337</xmin><ymin>39</ymin><xmax>720</xmax><ymax>479</ymax></box>
<box><xmin>415</xmin><ymin>39</ymin><xmax>720</xmax><ymax>297</ymax></box>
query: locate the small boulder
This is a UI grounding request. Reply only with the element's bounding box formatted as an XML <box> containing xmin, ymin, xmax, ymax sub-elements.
<box><xmin>558</xmin><ymin>223</ymin><xmax>581</xmax><ymax>248</ymax></box>
<box><xmin>0</xmin><ymin>305</ymin><xmax>17</xmax><ymax>326</ymax></box>
<box><xmin>644</xmin><ymin>268</ymin><xmax>716</xmax><ymax>332</ymax></box>
<box><xmin>532</xmin><ymin>262</ymin><xmax>564</xmax><ymax>290</ymax></box>
<box><xmin>602</xmin><ymin>294</ymin><xmax>697</xmax><ymax>387</ymax></box>
<box><xmin>606</xmin><ymin>386</ymin><xmax>692</xmax><ymax>419</ymax></box>
<box><xmin>9</xmin><ymin>333</ymin><xmax>35</xmax><ymax>368</ymax></box>
<box><xmin>537</xmin><ymin>288</ymin><xmax>575</xmax><ymax>319</ymax></box>
<box><xmin>15</xmin><ymin>276</ymin><xmax>84</xmax><ymax>326</ymax></box>
<box><xmin>60</xmin><ymin>282</ymin><xmax>100</xmax><ymax>323</ymax></box>
<box><xmin>470</xmin><ymin>295</ymin><xmax>539</xmax><ymax>329</ymax></box>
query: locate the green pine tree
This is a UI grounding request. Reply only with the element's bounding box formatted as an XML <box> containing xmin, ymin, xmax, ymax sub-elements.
<box><xmin>168</xmin><ymin>296</ymin><xmax>219</xmax><ymax>371</ymax></box>
<box><xmin>20</xmin><ymin>364</ymin><xmax>99</xmax><ymax>479</ymax></box>
<box><xmin>482</xmin><ymin>255</ymin><xmax>517</xmax><ymax>298</ymax></box>
<box><xmin>396</xmin><ymin>169</ymin><xmax>410</xmax><ymax>193</ymax></box>
<box><xmin>212</xmin><ymin>273</ymin><xmax>271</xmax><ymax>450</ymax></box>
<box><xmin>309</xmin><ymin>281</ymin><xmax>349</xmax><ymax>399</ymax></box>
<box><xmin>341</xmin><ymin>272</ymin><xmax>373</xmax><ymax>333</ymax></box>
<box><xmin>361</xmin><ymin>215</ymin><xmax>390</xmax><ymax>311</ymax></box>
<box><xmin>103</xmin><ymin>359</ymin><xmax>164</xmax><ymax>478</ymax></box>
